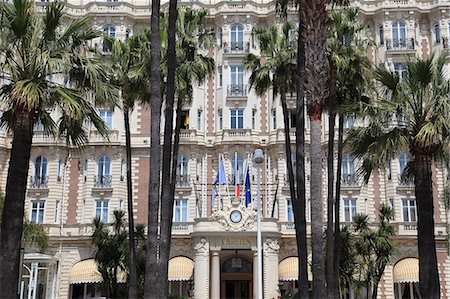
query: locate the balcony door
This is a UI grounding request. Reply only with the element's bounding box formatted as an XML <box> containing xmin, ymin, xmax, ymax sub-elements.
<box><xmin>230</xmin><ymin>66</ymin><xmax>244</xmax><ymax>96</ymax></box>
<box><xmin>392</xmin><ymin>20</ymin><xmax>407</xmax><ymax>48</ymax></box>
<box><xmin>230</xmin><ymin>24</ymin><xmax>244</xmax><ymax>50</ymax></box>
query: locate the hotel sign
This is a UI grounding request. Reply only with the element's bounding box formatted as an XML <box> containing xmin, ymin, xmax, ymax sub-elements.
<box><xmin>221</xmin><ymin>237</ymin><xmax>252</xmax><ymax>248</ymax></box>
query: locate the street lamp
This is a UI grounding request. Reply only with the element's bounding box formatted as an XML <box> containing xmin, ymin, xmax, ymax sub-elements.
<box><xmin>253</xmin><ymin>148</ymin><xmax>264</xmax><ymax>299</ymax></box>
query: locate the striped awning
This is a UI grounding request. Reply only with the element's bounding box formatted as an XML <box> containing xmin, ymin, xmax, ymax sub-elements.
<box><xmin>168</xmin><ymin>256</ymin><xmax>194</xmax><ymax>281</ymax></box>
<box><xmin>393</xmin><ymin>258</ymin><xmax>419</xmax><ymax>283</ymax></box>
<box><xmin>69</xmin><ymin>259</ymin><xmax>103</xmax><ymax>284</ymax></box>
<box><xmin>69</xmin><ymin>259</ymin><xmax>127</xmax><ymax>284</ymax></box>
<box><xmin>278</xmin><ymin>257</ymin><xmax>312</xmax><ymax>281</ymax></box>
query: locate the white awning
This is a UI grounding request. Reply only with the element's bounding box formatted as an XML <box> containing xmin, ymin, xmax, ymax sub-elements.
<box><xmin>278</xmin><ymin>257</ymin><xmax>312</xmax><ymax>281</ymax></box>
<box><xmin>168</xmin><ymin>256</ymin><xmax>194</xmax><ymax>281</ymax></box>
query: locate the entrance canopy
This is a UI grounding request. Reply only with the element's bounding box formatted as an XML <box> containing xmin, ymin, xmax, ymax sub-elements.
<box><xmin>278</xmin><ymin>257</ymin><xmax>312</xmax><ymax>281</ymax></box>
<box><xmin>393</xmin><ymin>258</ymin><xmax>419</xmax><ymax>283</ymax></box>
<box><xmin>168</xmin><ymin>256</ymin><xmax>194</xmax><ymax>281</ymax></box>
<box><xmin>69</xmin><ymin>259</ymin><xmax>103</xmax><ymax>284</ymax></box>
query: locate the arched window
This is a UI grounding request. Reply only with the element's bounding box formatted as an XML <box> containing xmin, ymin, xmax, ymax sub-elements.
<box><xmin>96</xmin><ymin>156</ymin><xmax>111</xmax><ymax>187</ymax></box>
<box><xmin>34</xmin><ymin>156</ymin><xmax>48</xmax><ymax>187</ymax></box>
<box><xmin>230</xmin><ymin>153</ymin><xmax>244</xmax><ymax>185</ymax></box>
<box><xmin>230</xmin><ymin>24</ymin><xmax>244</xmax><ymax>50</ymax></box>
<box><xmin>176</xmin><ymin>155</ymin><xmax>189</xmax><ymax>186</ymax></box>
<box><xmin>434</xmin><ymin>23</ymin><xmax>441</xmax><ymax>44</ymax></box>
<box><xmin>102</xmin><ymin>26</ymin><xmax>115</xmax><ymax>51</ymax></box>
<box><xmin>392</xmin><ymin>20</ymin><xmax>407</xmax><ymax>49</ymax></box>
<box><xmin>378</xmin><ymin>25</ymin><xmax>384</xmax><ymax>45</ymax></box>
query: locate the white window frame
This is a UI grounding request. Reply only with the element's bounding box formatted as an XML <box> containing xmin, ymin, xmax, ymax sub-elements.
<box><xmin>218</xmin><ymin>66</ymin><xmax>223</xmax><ymax>87</ymax></box>
<box><xmin>98</xmin><ymin>155</ymin><xmax>111</xmax><ymax>176</ymax></box>
<box><xmin>272</xmin><ymin>109</ymin><xmax>277</xmax><ymax>130</ymax></box>
<box><xmin>286</xmin><ymin>198</ymin><xmax>294</xmax><ymax>222</ymax></box>
<box><xmin>30</xmin><ymin>200</ymin><xmax>45</xmax><ymax>224</ymax></box>
<box><xmin>378</xmin><ymin>24</ymin><xmax>384</xmax><ymax>45</ymax></box>
<box><xmin>230</xmin><ymin>153</ymin><xmax>244</xmax><ymax>185</ymax></box>
<box><xmin>173</xmin><ymin>199</ymin><xmax>188</xmax><ymax>222</ymax></box>
<box><xmin>197</xmin><ymin>109</ymin><xmax>202</xmax><ymax>131</ymax></box>
<box><xmin>344</xmin><ymin>114</ymin><xmax>355</xmax><ymax>129</ymax></box>
<box><xmin>434</xmin><ymin>23</ymin><xmax>441</xmax><ymax>44</ymax></box>
<box><xmin>401</xmin><ymin>198</ymin><xmax>417</xmax><ymax>222</ymax></box>
<box><xmin>398</xmin><ymin>153</ymin><xmax>409</xmax><ymax>176</ymax></box>
<box><xmin>95</xmin><ymin>199</ymin><xmax>109</xmax><ymax>223</ymax></box>
<box><xmin>230</xmin><ymin>108</ymin><xmax>244</xmax><ymax>129</ymax></box>
<box><xmin>57</xmin><ymin>160</ymin><xmax>63</xmax><ymax>182</ymax></box>
<box><xmin>218</xmin><ymin>109</ymin><xmax>223</xmax><ymax>130</ymax></box>
<box><xmin>343</xmin><ymin>198</ymin><xmax>357</xmax><ymax>222</ymax></box>
<box><xmin>252</xmin><ymin>109</ymin><xmax>257</xmax><ymax>130</ymax></box>
<box><xmin>391</xmin><ymin>20</ymin><xmax>407</xmax><ymax>48</ymax></box>
<box><xmin>230</xmin><ymin>24</ymin><xmax>244</xmax><ymax>49</ymax></box>
<box><xmin>54</xmin><ymin>200</ymin><xmax>60</xmax><ymax>224</ymax></box>
<box><xmin>99</xmin><ymin>109</ymin><xmax>113</xmax><ymax>129</ymax></box>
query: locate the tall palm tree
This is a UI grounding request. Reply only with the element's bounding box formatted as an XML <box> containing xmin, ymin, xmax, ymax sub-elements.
<box><xmin>245</xmin><ymin>23</ymin><xmax>297</xmax><ymax>227</ymax></box>
<box><xmin>144</xmin><ymin>0</ymin><xmax>163</xmax><ymax>295</ymax></box>
<box><xmin>92</xmin><ymin>210</ymin><xmax>128</xmax><ymax>299</ymax></box>
<box><xmin>158</xmin><ymin>9</ymin><xmax>214</xmax><ymax>298</ymax></box>
<box><xmin>106</xmin><ymin>34</ymin><xmax>148</xmax><ymax>299</ymax></box>
<box><xmin>347</xmin><ymin>53</ymin><xmax>450</xmax><ymax>299</ymax></box>
<box><xmin>0</xmin><ymin>1</ymin><xmax>116</xmax><ymax>296</ymax></box>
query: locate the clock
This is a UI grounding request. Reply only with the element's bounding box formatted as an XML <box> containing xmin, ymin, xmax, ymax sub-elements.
<box><xmin>230</xmin><ymin>210</ymin><xmax>242</xmax><ymax>223</ymax></box>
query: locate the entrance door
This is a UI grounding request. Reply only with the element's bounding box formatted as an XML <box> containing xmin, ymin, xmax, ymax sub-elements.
<box><xmin>225</xmin><ymin>280</ymin><xmax>250</xmax><ymax>299</ymax></box>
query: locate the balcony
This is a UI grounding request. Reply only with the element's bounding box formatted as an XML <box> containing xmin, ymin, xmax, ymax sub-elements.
<box><xmin>341</xmin><ymin>173</ymin><xmax>359</xmax><ymax>187</ymax></box>
<box><xmin>176</xmin><ymin>174</ymin><xmax>191</xmax><ymax>188</ymax></box>
<box><xmin>227</xmin><ymin>84</ymin><xmax>247</xmax><ymax>99</ymax></box>
<box><xmin>221</xmin><ymin>129</ymin><xmax>259</xmax><ymax>144</ymax></box>
<box><xmin>385</xmin><ymin>38</ymin><xmax>415</xmax><ymax>52</ymax></box>
<box><xmin>94</xmin><ymin>175</ymin><xmax>112</xmax><ymax>188</ymax></box>
<box><xmin>29</xmin><ymin>176</ymin><xmax>49</xmax><ymax>189</ymax></box>
<box><xmin>223</xmin><ymin>41</ymin><xmax>250</xmax><ymax>55</ymax></box>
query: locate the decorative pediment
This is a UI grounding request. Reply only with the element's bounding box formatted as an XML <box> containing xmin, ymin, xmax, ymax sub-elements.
<box><xmin>210</xmin><ymin>197</ymin><xmax>257</xmax><ymax>232</ymax></box>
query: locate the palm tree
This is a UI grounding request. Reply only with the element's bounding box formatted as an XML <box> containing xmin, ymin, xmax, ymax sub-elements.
<box><xmin>106</xmin><ymin>34</ymin><xmax>148</xmax><ymax>299</ymax></box>
<box><xmin>245</xmin><ymin>22</ymin><xmax>297</xmax><ymax>226</ymax></box>
<box><xmin>159</xmin><ymin>9</ymin><xmax>214</xmax><ymax>298</ymax></box>
<box><xmin>92</xmin><ymin>210</ymin><xmax>128</xmax><ymax>299</ymax></box>
<box><xmin>0</xmin><ymin>1</ymin><xmax>116</xmax><ymax>296</ymax></box>
<box><xmin>145</xmin><ymin>0</ymin><xmax>163</xmax><ymax>296</ymax></box>
<box><xmin>347</xmin><ymin>53</ymin><xmax>450</xmax><ymax>299</ymax></box>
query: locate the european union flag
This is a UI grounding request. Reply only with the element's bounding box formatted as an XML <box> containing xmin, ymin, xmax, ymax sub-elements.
<box><xmin>245</xmin><ymin>166</ymin><xmax>251</xmax><ymax>207</ymax></box>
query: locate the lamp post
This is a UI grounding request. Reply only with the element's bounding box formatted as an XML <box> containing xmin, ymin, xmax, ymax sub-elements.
<box><xmin>253</xmin><ymin>148</ymin><xmax>264</xmax><ymax>299</ymax></box>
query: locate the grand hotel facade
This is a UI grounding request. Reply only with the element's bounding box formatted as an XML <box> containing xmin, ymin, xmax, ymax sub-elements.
<box><xmin>5</xmin><ymin>0</ymin><xmax>450</xmax><ymax>298</ymax></box>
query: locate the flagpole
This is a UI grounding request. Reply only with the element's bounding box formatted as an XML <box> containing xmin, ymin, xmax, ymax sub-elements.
<box><xmin>223</xmin><ymin>153</ymin><xmax>231</xmax><ymax>205</ymax></box>
<box><xmin>218</xmin><ymin>153</ymin><xmax>221</xmax><ymax>210</ymax></box>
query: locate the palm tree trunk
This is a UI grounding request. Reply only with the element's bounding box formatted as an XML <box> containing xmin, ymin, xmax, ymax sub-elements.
<box><xmin>295</xmin><ymin>16</ymin><xmax>309</xmax><ymax>299</ymax></box>
<box><xmin>326</xmin><ymin>60</ymin><xmax>337</xmax><ymax>299</ymax></box>
<box><xmin>123</xmin><ymin>99</ymin><xmax>137</xmax><ymax>299</ymax></box>
<box><xmin>144</xmin><ymin>0</ymin><xmax>162</xmax><ymax>296</ymax></box>
<box><xmin>301</xmin><ymin>0</ymin><xmax>329</xmax><ymax>296</ymax></box>
<box><xmin>334</xmin><ymin>114</ymin><xmax>344</xmax><ymax>297</ymax></box>
<box><xmin>0</xmin><ymin>109</ymin><xmax>34</xmax><ymax>299</ymax></box>
<box><xmin>414</xmin><ymin>153</ymin><xmax>440</xmax><ymax>299</ymax></box>
<box><xmin>157</xmin><ymin>0</ymin><xmax>177</xmax><ymax>297</ymax></box>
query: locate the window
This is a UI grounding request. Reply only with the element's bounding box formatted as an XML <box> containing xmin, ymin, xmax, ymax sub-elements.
<box><xmin>34</xmin><ymin>119</ymin><xmax>45</xmax><ymax>132</ymax></box>
<box><xmin>230</xmin><ymin>109</ymin><xmax>244</xmax><ymax>129</ymax></box>
<box><xmin>341</xmin><ymin>154</ymin><xmax>356</xmax><ymax>185</ymax></box>
<box><xmin>57</xmin><ymin>160</ymin><xmax>63</xmax><ymax>182</ymax></box>
<box><xmin>402</xmin><ymin>199</ymin><xmax>417</xmax><ymax>222</ymax></box>
<box><xmin>102</xmin><ymin>26</ymin><xmax>116</xmax><ymax>51</ymax></box>
<box><xmin>394</xmin><ymin>63</ymin><xmax>408</xmax><ymax>81</ymax></box>
<box><xmin>176</xmin><ymin>155</ymin><xmax>189</xmax><ymax>186</ymax></box>
<box><xmin>272</xmin><ymin>109</ymin><xmax>277</xmax><ymax>129</ymax></box>
<box><xmin>288</xmin><ymin>110</ymin><xmax>297</xmax><ymax>128</ymax></box>
<box><xmin>230</xmin><ymin>24</ymin><xmax>244</xmax><ymax>50</ymax></box>
<box><xmin>173</xmin><ymin>199</ymin><xmax>188</xmax><ymax>222</ymax></box>
<box><xmin>391</xmin><ymin>20</ymin><xmax>407</xmax><ymax>48</ymax></box>
<box><xmin>218</xmin><ymin>109</ymin><xmax>223</xmax><ymax>130</ymax></box>
<box><xmin>99</xmin><ymin>109</ymin><xmax>113</xmax><ymax>129</ymax></box>
<box><xmin>97</xmin><ymin>156</ymin><xmax>111</xmax><ymax>187</ymax></box>
<box><xmin>218</xmin><ymin>66</ymin><xmax>223</xmax><ymax>87</ymax></box>
<box><xmin>434</xmin><ymin>23</ymin><xmax>441</xmax><ymax>44</ymax></box>
<box><xmin>378</xmin><ymin>25</ymin><xmax>384</xmax><ymax>45</ymax></box>
<box><xmin>181</xmin><ymin>110</ymin><xmax>189</xmax><ymax>130</ymax></box>
<box><xmin>230</xmin><ymin>153</ymin><xmax>244</xmax><ymax>185</ymax></box>
<box><xmin>344</xmin><ymin>114</ymin><xmax>355</xmax><ymax>128</ymax></box>
<box><xmin>120</xmin><ymin>159</ymin><xmax>125</xmax><ymax>181</ymax></box>
<box><xmin>252</xmin><ymin>109</ymin><xmax>257</xmax><ymax>130</ymax></box>
<box><xmin>95</xmin><ymin>200</ymin><xmax>109</xmax><ymax>222</ymax></box>
<box><xmin>35</xmin><ymin>156</ymin><xmax>48</xmax><ymax>179</ymax></box>
<box><xmin>83</xmin><ymin>159</ymin><xmax>88</xmax><ymax>182</ymax></box>
<box><xmin>54</xmin><ymin>200</ymin><xmax>60</xmax><ymax>224</ymax></box>
<box><xmin>218</xmin><ymin>27</ymin><xmax>223</xmax><ymax>48</ymax></box>
<box><xmin>251</xmin><ymin>28</ymin><xmax>256</xmax><ymax>48</ymax></box>
<box><xmin>197</xmin><ymin>110</ymin><xmax>202</xmax><ymax>131</ymax></box>
<box><xmin>398</xmin><ymin>153</ymin><xmax>409</xmax><ymax>176</ymax></box>
<box><xmin>286</xmin><ymin>198</ymin><xmax>294</xmax><ymax>222</ymax></box>
<box><xmin>343</xmin><ymin>198</ymin><xmax>357</xmax><ymax>222</ymax></box>
<box><xmin>30</xmin><ymin>201</ymin><xmax>45</xmax><ymax>224</ymax></box>
<box><xmin>229</xmin><ymin>65</ymin><xmax>244</xmax><ymax>96</ymax></box>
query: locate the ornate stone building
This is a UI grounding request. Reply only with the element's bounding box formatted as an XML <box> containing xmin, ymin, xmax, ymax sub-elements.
<box><xmin>4</xmin><ymin>0</ymin><xmax>450</xmax><ymax>298</ymax></box>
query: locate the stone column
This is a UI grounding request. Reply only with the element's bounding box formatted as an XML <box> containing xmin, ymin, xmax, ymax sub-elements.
<box><xmin>193</xmin><ymin>238</ymin><xmax>210</xmax><ymax>299</ymax></box>
<box><xmin>211</xmin><ymin>251</ymin><xmax>221</xmax><ymax>299</ymax></box>
<box><xmin>253</xmin><ymin>252</ymin><xmax>258</xmax><ymax>299</ymax></box>
<box><xmin>264</xmin><ymin>237</ymin><xmax>280</xmax><ymax>299</ymax></box>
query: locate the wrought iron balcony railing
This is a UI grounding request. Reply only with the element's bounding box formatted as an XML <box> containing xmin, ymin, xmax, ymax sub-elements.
<box><xmin>385</xmin><ymin>38</ymin><xmax>415</xmax><ymax>50</ymax></box>
<box><xmin>94</xmin><ymin>175</ymin><xmax>112</xmax><ymax>188</ymax></box>
<box><xmin>398</xmin><ymin>174</ymin><xmax>414</xmax><ymax>186</ymax></box>
<box><xmin>341</xmin><ymin>173</ymin><xmax>358</xmax><ymax>186</ymax></box>
<box><xmin>227</xmin><ymin>84</ymin><xmax>247</xmax><ymax>97</ymax></box>
<box><xmin>223</xmin><ymin>41</ymin><xmax>250</xmax><ymax>54</ymax></box>
<box><xmin>176</xmin><ymin>174</ymin><xmax>190</xmax><ymax>187</ymax></box>
<box><xmin>30</xmin><ymin>176</ymin><xmax>48</xmax><ymax>188</ymax></box>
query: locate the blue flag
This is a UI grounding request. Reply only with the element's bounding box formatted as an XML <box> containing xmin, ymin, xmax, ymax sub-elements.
<box><xmin>245</xmin><ymin>166</ymin><xmax>251</xmax><ymax>207</ymax></box>
<box><xmin>212</xmin><ymin>158</ymin><xmax>227</xmax><ymax>208</ymax></box>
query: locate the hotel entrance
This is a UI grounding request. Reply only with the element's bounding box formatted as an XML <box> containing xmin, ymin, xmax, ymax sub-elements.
<box><xmin>221</xmin><ymin>255</ymin><xmax>253</xmax><ymax>299</ymax></box>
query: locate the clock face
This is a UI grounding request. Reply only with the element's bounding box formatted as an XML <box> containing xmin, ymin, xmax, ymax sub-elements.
<box><xmin>230</xmin><ymin>210</ymin><xmax>242</xmax><ymax>223</ymax></box>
